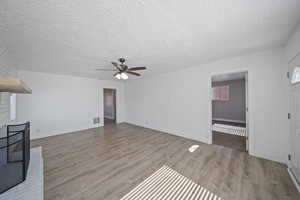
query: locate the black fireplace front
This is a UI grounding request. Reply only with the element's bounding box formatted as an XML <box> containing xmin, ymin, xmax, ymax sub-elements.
<box><xmin>0</xmin><ymin>122</ymin><xmax>30</xmax><ymax>194</ymax></box>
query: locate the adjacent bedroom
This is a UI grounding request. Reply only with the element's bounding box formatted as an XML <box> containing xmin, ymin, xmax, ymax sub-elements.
<box><xmin>211</xmin><ymin>72</ymin><xmax>247</xmax><ymax>152</ymax></box>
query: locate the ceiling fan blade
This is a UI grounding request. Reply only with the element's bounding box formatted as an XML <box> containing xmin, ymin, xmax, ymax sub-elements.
<box><xmin>128</xmin><ymin>67</ymin><xmax>146</xmax><ymax>71</ymax></box>
<box><xmin>127</xmin><ymin>71</ymin><xmax>141</xmax><ymax>76</ymax></box>
<box><xmin>111</xmin><ymin>62</ymin><xmax>118</xmax><ymax>67</ymax></box>
<box><xmin>112</xmin><ymin>62</ymin><xmax>122</xmax><ymax>71</ymax></box>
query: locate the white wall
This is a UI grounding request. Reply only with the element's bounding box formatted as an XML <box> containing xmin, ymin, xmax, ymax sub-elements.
<box><xmin>17</xmin><ymin>70</ymin><xmax>125</xmax><ymax>139</ymax></box>
<box><xmin>285</xmin><ymin>23</ymin><xmax>300</xmax><ymax>62</ymax></box>
<box><xmin>125</xmin><ymin>48</ymin><xmax>289</xmax><ymax>163</ymax></box>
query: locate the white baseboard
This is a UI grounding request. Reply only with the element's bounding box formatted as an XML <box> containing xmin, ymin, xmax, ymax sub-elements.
<box><xmin>212</xmin><ymin>118</ymin><xmax>246</xmax><ymax>124</ymax></box>
<box><xmin>288</xmin><ymin>167</ymin><xmax>300</xmax><ymax>193</ymax></box>
<box><xmin>31</xmin><ymin>125</ymin><xmax>102</xmax><ymax>140</ymax></box>
<box><xmin>125</xmin><ymin>121</ymin><xmax>210</xmax><ymax>144</ymax></box>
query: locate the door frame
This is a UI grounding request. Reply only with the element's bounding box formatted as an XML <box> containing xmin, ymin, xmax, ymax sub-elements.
<box><xmin>288</xmin><ymin>83</ymin><xmax>300</xmax><ymax>189</ymax></box>
<box><xmin>287</xmin><ymin>55</ymin><xmax>300</xmax><ymax>192</ymax></box>
<box><xmin>103</xmin><ymin>88</ymin><xmax>117</xmax><ymax>124</ymax></box>
<box><xmin>208</xmin><ymin>70</ymin><xmax>249</xmax><ymax>152</ymax></box>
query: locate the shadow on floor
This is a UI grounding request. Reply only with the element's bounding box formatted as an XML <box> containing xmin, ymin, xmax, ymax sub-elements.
<box><xmin>213</xmin><ymin>131</ymin><xmax>246</xmax><ymax>152</ymax></box>
<box><xmin>104</xmin><ymin>118</ymin><xmax>116</xmax><ymax>126</ymax></box>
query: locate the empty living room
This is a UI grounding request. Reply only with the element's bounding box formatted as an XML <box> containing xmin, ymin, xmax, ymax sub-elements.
<box><xmin>1</xmin><ymin>1</ymin><xmax>300</xmax><ymax>200</ymax></box>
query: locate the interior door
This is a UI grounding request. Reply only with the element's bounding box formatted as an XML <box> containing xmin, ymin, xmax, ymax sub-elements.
<box><xmin>289</xmin><ymin>56</ymin><xmax>300</xmax><ymax>183</ymax></box>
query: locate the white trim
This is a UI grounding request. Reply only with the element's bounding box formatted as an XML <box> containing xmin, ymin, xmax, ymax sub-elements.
<box><xmin>127</xmin><ymin>122</ymin><xmax>210</xmax><ymax>144</ymax></box>
<box><xmin>245</xmin><ymin>72</ymin><xmax>249</xmax><ymax>152</ymax></box>
<box><xmin>31</xmin><ymin>126</ymin><xmax>102</xmax><ymax>140</ymax></box>
<box><xmin>212</xmin><ymin>118</ymin><xmax>246</xmax><ymax>124</ymax></box>
<box><xmin>10</xmin><ymin>94</ymin><xmax>16</xmax><ymax>121</ymax></box>
<box><xmin>288</xmin><ymin>167</ymin><xmax>300</xmax><ymax>193</ymax></box>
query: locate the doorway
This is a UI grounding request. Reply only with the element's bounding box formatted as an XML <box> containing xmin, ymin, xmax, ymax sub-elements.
<box><xmin>103</xmin><ymin>88</ymin><xmax>116</xmax><ymax>126</ymax></box>
<box><xmin>210</xmin><ymin>71</ymin><xmax>249</xmax><ymax>152</ymax></box>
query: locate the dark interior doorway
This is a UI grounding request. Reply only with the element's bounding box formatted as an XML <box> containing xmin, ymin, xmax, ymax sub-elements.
<box><xmin>103</xmin><ymin>88</ymin><xmax>116</xmax><ymax>125</ymax></box>
<box><xmin>211</xmin><ymin>72</ymin><xmax>248</xmax><ymax>152</ymax></box>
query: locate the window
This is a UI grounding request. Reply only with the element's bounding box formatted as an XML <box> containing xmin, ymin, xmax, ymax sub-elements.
<box><xmin>212</xmin><ymin>85</ymin><xmax>229</xmax><ymax>101</ymax></box>
<box><xmin>291</xmin><ymin>66</ymin><xmax>300</xmax><ymax>84</ymax></box>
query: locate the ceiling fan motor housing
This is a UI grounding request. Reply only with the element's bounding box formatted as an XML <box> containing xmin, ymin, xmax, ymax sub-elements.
<box><xmin>118</xmin><ymin>58</ymin><xmax>126</xmax><ymax>64</ymax></box>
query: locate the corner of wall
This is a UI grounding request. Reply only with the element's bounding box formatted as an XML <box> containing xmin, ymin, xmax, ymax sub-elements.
<box><xmin>285</xmin><ymin>23</ymin><xmax>300</xmax><ymax>62</ymax></box>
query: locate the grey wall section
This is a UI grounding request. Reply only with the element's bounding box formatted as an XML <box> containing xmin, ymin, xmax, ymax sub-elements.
<box><xmin>212</xmin><ymin>79</ymin><xmax>245</xmax><ymax>122</ymax></box>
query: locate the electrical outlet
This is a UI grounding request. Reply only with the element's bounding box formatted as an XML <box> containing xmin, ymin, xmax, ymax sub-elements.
<box><xmin>93</xmin><ymin>117</ymin><xmax>100</xmax><ymax>124</ymax></box>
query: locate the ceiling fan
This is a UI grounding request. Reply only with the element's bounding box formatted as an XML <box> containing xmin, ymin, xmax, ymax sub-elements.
<box><xmin>96</xmin><ymin>58</ymin><xmax>146</xmax><ymax>80</ymax></box>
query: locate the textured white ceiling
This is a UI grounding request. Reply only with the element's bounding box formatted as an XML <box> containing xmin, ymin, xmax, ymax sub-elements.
<box><xmin>1</xmin><ymin>0</ymin><xmax>300</xmax><ymax>79</ymax></box>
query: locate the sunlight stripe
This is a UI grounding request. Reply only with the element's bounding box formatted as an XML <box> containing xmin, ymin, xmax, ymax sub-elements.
<box><xmin>161</xmin><ymin>170</ymin><xmax>187</xmax><ymax>200</ymax></box>
<box><xmin>148</xmin><ymin>171</ymin><xmax>179</xmax><ymax>199</ymax></box>
<box><xmin>131</xmin><ymin>167</ymin><xmax>173</xmax><ymax>200</ymax></box>
<box><xmin>125</xmin><ymin>167</ymin><xmax>170</xmax><ymax>200</ymax></box>
<box><xmin>189</xmin><ymin>185</ymin><xmax>202</xmax><ymax>199</ymax></box>
<box><xmin>141</xmin><ymin>168</ymin><xmax>177</xmax><ymax>199</ymax></box>
<box><xmin>120</xmin><ymin>165</ymin><xmax>223</xmax><ymax>200</ymax></box>
<box><xmin>121</xmin><ymin>166</ymin><xmax>166</xmax><ymax>199</ymax></box>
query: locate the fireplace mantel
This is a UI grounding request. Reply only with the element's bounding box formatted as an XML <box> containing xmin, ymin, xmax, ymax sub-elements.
<box><xmin>0</xmin><ymin>78</ymin><xmax>32</xmax><ymax>94</ymax></box>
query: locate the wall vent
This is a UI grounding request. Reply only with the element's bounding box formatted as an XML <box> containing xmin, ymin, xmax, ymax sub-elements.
<box><xmin>93</xmin><ymin>117</ymin><xmax>100</xmax><ymax>124</ymax></box>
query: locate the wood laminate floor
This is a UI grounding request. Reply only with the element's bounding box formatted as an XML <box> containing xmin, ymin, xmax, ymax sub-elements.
<box><xmin>104</xmin><ymin>118</ymin><xmax>116</xmax><ymax>125</ymax></box>
<box><xmin>31</xmin><ymin>123</ymin><xmax>299</xmax><ymax>200</ymax></box>
<box><xmin>213</xmin><ymin>131</ymin><xmax>247</xmax><ymax>152</ymax></box>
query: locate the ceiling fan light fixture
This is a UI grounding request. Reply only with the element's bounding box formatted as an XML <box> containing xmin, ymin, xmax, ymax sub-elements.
<box><xmin>120</xmin><ymin>73</ymin><xmax>128</xmax><ymax>80</ymax></box>
<box><xmin>114</xmin><ymin>73</ymin><xmax>121</xmax><ymax>79</ymax></box>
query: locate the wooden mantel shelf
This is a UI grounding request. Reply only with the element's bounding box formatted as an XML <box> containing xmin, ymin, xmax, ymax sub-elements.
<box><xmin>0</xmin><ymin>78</ymin><xmax>32</xmax><ymax>94</ymax></box>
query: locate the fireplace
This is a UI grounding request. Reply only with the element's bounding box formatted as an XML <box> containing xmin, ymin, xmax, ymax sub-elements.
<box><xmin>0</xmin><ymin>122</ymin><xmax>30</xmax><ymax>194</ymax></box>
